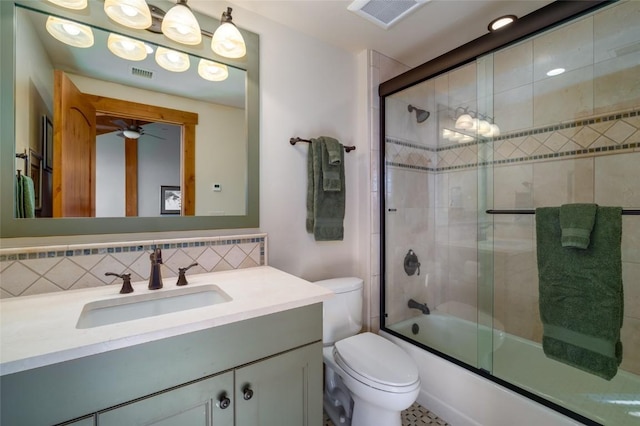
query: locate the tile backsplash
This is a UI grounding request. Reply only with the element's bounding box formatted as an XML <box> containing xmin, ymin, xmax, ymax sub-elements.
<box><xmin>0</xmin><ymin>233</ymin><xmax>267</xmax><ymax>298</ymax></box>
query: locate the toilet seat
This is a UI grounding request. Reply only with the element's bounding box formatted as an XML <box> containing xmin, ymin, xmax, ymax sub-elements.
<box><xmin>333</xmin><ymin>333</ymin><xmax>419</xmax><ymax>393</ymax></box>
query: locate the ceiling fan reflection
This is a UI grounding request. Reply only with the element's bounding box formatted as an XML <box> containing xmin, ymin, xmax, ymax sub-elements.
<box><xmin>98</xmin><ymin>118</ymin><xmax>165</xmax><ymax>140</ymax></box>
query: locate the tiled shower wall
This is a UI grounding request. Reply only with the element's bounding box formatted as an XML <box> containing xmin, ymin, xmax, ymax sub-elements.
<box><xmin>384</xmin><ymin>0</ymin><xmax>640</xmax><ymax>374</ymax></box>
<box><xmin>0</xmin><ymin>234</ymin><xmax>267</xmax><ymax>298</ymax></box>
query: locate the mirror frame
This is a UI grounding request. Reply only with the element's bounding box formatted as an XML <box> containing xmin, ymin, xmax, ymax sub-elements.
<box><xmin>0</xmin><ymin>0</ymin><xmax>259</xmax><ymax>238</ymax></box>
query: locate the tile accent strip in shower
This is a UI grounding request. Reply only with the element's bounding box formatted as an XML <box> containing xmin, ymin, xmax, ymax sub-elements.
<box><xmin>386</xmin><ymin>108</ymin><xmax>640</xmax><ymax>172</ymax></box>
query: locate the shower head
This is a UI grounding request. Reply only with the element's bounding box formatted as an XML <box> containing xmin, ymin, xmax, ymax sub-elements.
<box><xmin>408</xmin><ymin>104</ymin><xmax>430</xmax><ymax>123</ymax></box>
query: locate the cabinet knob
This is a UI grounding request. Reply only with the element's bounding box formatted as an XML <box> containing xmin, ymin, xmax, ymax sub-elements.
<box><xmin>242</xmin><ymin>386</ymin><xmax>254</xmax><ymax>401</ymax></box>
<box><xmin>218</xmin><ymin>395</ymin><xmax>231</xmax><ymax>409</ymax></box>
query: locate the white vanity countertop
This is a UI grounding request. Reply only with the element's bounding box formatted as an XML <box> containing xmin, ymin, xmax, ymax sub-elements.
<box><xmin>0</xmin><ymin>266</ymin><xmax>333</xmax><ymax>376</ymax></box>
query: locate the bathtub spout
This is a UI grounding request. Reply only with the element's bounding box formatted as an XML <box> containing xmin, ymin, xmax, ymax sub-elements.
<box><xmin>408</xmin><ymin>298</ymin><xmax>430</xmax><ymax>315</ymax></box>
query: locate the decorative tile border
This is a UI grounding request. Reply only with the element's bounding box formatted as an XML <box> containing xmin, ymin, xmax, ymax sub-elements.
<box><xmin>387</xmin><ymin>108</ymin><xmax>640</xmax><ymax>172</ymax></box>
<box><xmin>0</xmin><ymin>234</ymin><xmax>267</xmax><ymax>298</ymax></box>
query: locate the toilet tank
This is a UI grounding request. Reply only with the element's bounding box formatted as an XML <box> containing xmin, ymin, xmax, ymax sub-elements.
<box><xmin>315</xmin><ymin>277</ymin><xmax>363</xmax><ymax>345</ymax></box>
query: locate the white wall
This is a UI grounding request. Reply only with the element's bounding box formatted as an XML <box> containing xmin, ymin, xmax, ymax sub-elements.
<box><xmin>193</xmin><ymin>2</ymin><xmax>364</xmax><ymax>282</ymax></box>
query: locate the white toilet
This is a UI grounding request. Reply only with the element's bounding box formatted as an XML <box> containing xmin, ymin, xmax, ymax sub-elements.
<box><xmin>316</xmin><ymin>277</ymin><xmax>420</xmax><ymax>426</ymax></box>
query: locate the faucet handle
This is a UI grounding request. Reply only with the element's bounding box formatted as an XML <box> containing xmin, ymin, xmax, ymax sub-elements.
<box><xmin>177</xmin><ymin>262</ymin><xmax>199</xmax><ymax>286</ymax></box>
<box><xmin>105</xmin><ymin>272</ymin><xmax>134</xmax><ymax>294</ymax></box>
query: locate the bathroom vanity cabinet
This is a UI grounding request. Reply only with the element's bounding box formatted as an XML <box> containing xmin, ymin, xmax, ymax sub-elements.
<box><xmin>1</xmin><ymin>304</ymin><xmax>324</xmax><ymax>426</ymax></box>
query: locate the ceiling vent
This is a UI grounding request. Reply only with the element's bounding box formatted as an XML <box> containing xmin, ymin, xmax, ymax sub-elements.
<box><xmin>130</xmin><ymin>66</ymin><xmax>154</xmax><ymax>79</ymax></box>
<box><xmin>348</xmin><ymin>0</ymin><xmax>429</xmax><ymax>29</ymax></box>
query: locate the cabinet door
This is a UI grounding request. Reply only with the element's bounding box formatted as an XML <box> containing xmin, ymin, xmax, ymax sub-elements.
<box><xmin>98</xmin><ymin>371</ymin><xmax>233</xmax><ymax>426</ymax></box>
<box><xmin>235</xmin><ymin>342</ymin><xmax>323</xmax><ymax>426</ymax></box>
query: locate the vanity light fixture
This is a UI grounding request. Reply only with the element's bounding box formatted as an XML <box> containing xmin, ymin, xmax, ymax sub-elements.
<box><xmin>162</xmin><ymin>0</ymin><xmax>202</xmax><ymax>45</ymax></box>
<box><xmin>488</xmin><ymin>15</ymin><xmax>517</xmax><ymax>32</ymax></box>
<box><xmin>454</xmin><ymin>107</ymin><xmax>474</xmax><ymax>130</ymax></box>
<box><xmin>155</xmin><ymin>46</ymin><xmax>190</xmax><ymax>72</ymax></box>
<box><xmin>453</xmin><ymin>106</ymin><xmax>500</xmax><ymax>138</ymax></box>
<box><xmin>46</xmin><ymin>0</ymin><xmax>87</xmax><ymax>10</ymax></box>
<box><xmin>107</xmin><ymin>33</ymin><xmax>148</xmax><ymax>61</ymax></box>
<box><xmin>546</xmin><ymin>67</ymin><xmax>566</xmax><ymax>77</ymax></box>
<box><xmin>211</xmin><ymin>7</ymin><xmax>246</xmax><ymax>59</ymax></box>
<box><xmin>45</xmin><ymin>16</ymin><xmax>94</xmax><ymax>48</ymax></box>
<box><xmin>198</xmin><ymin>59</ymin><xmax>229</xmax><ymax>81</ymax></box>
<box><xmin>104</xmin><ymin>0</ymin><xmax>152</xmax><ymax>30</ymax></box>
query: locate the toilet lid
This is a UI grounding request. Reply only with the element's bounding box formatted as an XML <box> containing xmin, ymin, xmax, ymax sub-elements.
<box><xmin>334</xmin><ymin>332</ymin><xmax>419</xmax><ymax>388</ymax></box>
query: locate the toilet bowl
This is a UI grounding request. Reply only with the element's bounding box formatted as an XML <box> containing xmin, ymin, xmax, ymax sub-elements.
<box><xmin>316</xmin><ymin>278</ymin><xmax>420</xmax><ymax>426</ymax></box>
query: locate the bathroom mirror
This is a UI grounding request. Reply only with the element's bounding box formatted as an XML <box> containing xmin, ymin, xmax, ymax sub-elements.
<box><xmin>0</xmin><ymin>0</ymin><xmax>260</xmax><ymax>237</ymax></box>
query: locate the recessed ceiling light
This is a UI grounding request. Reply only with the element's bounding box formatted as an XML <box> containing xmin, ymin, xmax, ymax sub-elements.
<box><xmin>488</xmin><ymin>15</ymin><xmax>517</xmax><ymax>32</ymax></box>
<box><xmin>546</xmin><ymin>68</ymin><xmax>566</xmax><ymax>76</ymax></box>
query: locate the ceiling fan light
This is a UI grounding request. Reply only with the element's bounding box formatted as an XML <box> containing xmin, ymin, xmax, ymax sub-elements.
<box><xmin>122</xmin><ymin>129</ymin><xmax>141</xmax><ymax>139</ymax></box>
<box><xmin>107</xmin><ymin>33</ymin><xmax>147</xmax><ymax>61</ymax></box>
<box><xmin>198</xmin><ymin>59</ymin><xmax>229</xmax><ymax>81</ymax></box>
<box><xmin>155</xmin><ymin>47</ymin><xmax>190</xmax><ymax>72</ymax></box>
<box><xmin>104</xmin><ymin>0</ymin><xmax>152</xmax><ymax>30</ymax></box>
<box><xmin>211</xmin><ymin>8</ymin><xmax>246</xmax><ymax>59</ymax></box>
<box><xmin>46</xmin><ymin>16</ymin><xmax>94</xmax><ymax>48</ymax></box>
<box><xmin>46</xmin><ymin>0</ymin><xmax>87</xmax><ymax>10</ymax></box>
<box><xmin>162</xmin><ymin>1</ymin><xmax>202</xmax><ymax>45</ymax></box>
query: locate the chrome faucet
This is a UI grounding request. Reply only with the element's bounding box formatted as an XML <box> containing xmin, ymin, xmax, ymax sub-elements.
<box><xmin>148</xmin><ymin>248</ymin><xmax>163</xmax><ymax>290</ymax></box>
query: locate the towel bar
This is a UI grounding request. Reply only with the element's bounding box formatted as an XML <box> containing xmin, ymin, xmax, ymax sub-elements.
<box><xmin>290</xmin><ymin>137</ymin><xmax>356</xmax><ymax>152</ymax></box>
<box><xmin>15</xmin><ymin>150</ymin><xmax>29</xmax><ymax>175</ymax></box>
<box><xmin>486</xmin><ymin>209</ymin><xmax>640</xmax><ymax>215</ymax></box>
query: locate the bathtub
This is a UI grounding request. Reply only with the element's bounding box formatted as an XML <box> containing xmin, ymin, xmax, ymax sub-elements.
<box><xmin>381</xmin><ymin>312</ymin><xmax>640</xmax><ymax>426</ymax></box>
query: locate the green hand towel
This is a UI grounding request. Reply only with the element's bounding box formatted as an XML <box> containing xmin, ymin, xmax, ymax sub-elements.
<box><xmin>560</xmin><ymin>203</ymin><xmax>597</xmax><ymax>249</ymax></box>
<box><xmin>321</xmin><ymin>136</ymin><xmax>343</xmax><ymax>192</ymax></box>
<box><xmin>306</xmin><ymin>138</ymin><xmax>345</xmax><ymax>241</ymax></box>
<box><xmin>536</xmin><ymin>206</ymin><xmax>623</xmax><ymax>380</ymax></box>
<box><xmin>22</xmin><ymin>175</ymin><xmax>36</xmax><ymax>218</ymax></box>
<box><xmin>15</xmin><ymin>175</ymin><xmax>25</xmax><ymax>218</ymax></box>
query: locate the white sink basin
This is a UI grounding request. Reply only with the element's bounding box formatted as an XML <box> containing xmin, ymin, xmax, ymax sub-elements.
<box><xmin>76</xmin><ymin>285</ymin><xmax>231</xmax><ymax>329</ymax></box>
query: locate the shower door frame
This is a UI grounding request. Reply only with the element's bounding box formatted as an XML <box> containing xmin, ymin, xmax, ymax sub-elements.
<box><xmin>378</xmin><ymin>1</ymin><xmax>610</xmax><ymax>425</ymax></box>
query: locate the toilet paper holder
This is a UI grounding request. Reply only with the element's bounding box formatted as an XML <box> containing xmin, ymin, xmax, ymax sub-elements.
<box><xmin>404</xmin><ymin>249</ymin><xmax>421</xmax><ymax>276</ymax></box>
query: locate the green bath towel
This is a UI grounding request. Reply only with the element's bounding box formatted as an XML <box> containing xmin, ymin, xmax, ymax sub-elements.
<box><xmin>322</xmin><ymin>137</ymin><xmax>343</xmax><ymax>192</ymax></box>
<box><xmin>22</xmin><ymin>175</ymin><xmax>36</xmax><ymax>218</ymax></box>
<box><xmin>560</xmin><ymin>203</ymin><xmax>597</xmax><ymax>249</ymax></box>
<box><xmin>306</xmin><ymin>137</ymin><xmax>345</xmax><ymax>241</ymax></box>
<box><xmin>536</xmin><ymin>206</ymin><xmax>623</xmax><ymax>380</ymax></box>
<box><xmin>15</xmin><ymin>175</ymin><xmax>36</xmax><ymax>219</ymax></box>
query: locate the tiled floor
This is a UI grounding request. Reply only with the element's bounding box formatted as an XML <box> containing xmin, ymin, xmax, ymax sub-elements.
<box><xmin>324</xmin><ymin>402</ymin><xmax>449</xmax><ymax>425</ymax></box>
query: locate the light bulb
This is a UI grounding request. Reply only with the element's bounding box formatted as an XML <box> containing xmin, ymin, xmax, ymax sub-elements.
<box><xmin>107</xmin><ymin>33</ymin><xmax>147</xmax><ymax>61</ymax></box>
<box><xmin>104</xmin><ymin>0</ymin><xmax>152</xmax><ymax>30</ymax></box>
<box><xmin>211</xmin><ymin>22</ymin><xmax>246</xmax><ymax>58</ymax></box>
<box><xmin>478</xmin><ymin>120</ymin><xmax>491</xmax><ymax>135</ymax></box>
<box><xmin>198</xmin><ymin>59</ymin><xmax>229</xmax><ymax>81</ymax></box>
<box><xmin>46</xmin><ymin>0</ymin><xmax>87</xmax><ymax>10</ymax></box>
<box><xmin>155</xmin><ymin>47</ymin><xmax>190</xmax><ymax>72</ymax></box>
<box><xmin>455</xmin><ymin>113</ymin><xmax>473</xmax><ymax>130</ymax></box>
<box><xmin>162</xmin><ymin>2</ymin><xmax>202</xmax><ymax>45</ymax></box>
<box><xmin>46</xmin><ymin>16</ymin><xmax>94</xmax><ymax>48</ymax></box>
